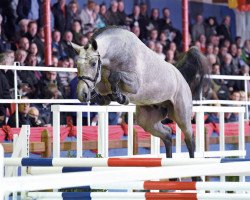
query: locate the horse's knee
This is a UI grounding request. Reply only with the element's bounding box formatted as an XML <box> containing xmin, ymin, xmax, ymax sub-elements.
<box><xmin>108</xmin><ymin>71</ymin><xmax>121</xmax><ymax>83</ymax></box>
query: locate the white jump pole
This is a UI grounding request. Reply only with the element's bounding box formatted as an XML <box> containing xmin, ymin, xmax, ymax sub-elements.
<box><xmin>2</xmin><ymin>162</ymin><xmax>250</xmax><ymax>193</ymax></box>
<box><xmin>0</xmin><ymin>145</ymin><xmax>4</xmax><ymax>200</ymax></box>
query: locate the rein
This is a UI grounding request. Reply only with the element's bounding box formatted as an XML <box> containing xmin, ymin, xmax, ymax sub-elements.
<box><xmin>77</xmin><ymin>54</ymin><xmax>102</xmax><ymax>91</ymax></box>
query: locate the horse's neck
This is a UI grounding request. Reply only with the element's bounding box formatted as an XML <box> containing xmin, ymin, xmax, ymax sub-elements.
<box><xmin>96</xmin><ymin>32</ymin><xmax>129</xmax><ymax>67</ymax></box>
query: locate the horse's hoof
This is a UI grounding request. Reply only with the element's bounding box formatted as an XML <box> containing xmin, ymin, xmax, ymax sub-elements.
<box><xmin>118</xmin><ymin>94</ymin><xmax>130</xmax><ymax>105</ymax></box>
<box><xmin>102</xmin><ymin>95</ymin><xmax>111</xmax><ymax>105</ymax></box>
<box><xmin>91</xmin><ymin>94</ymin><xmax>111</xmax><ymax>105</ymax></box>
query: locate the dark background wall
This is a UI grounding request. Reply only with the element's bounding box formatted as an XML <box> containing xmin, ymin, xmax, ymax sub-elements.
<box><xmin>51</xmin><ymin>0</ymin><xmax>236</xmax><ymax>39</ymax></box>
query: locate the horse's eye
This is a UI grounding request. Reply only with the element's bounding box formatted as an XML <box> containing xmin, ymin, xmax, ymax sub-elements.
<box><xmin>92</xmin><ymin>62</ymin><xmax>96</xmax><ymax>67</ymax></box>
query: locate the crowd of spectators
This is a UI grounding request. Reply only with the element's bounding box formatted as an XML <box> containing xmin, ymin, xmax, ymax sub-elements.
<box><xmin>0</xmin><ymin>0</ymin><xmax>250</xmax><ymax>128</ymax></box>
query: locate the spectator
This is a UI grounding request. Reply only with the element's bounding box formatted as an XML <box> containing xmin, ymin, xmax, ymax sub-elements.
<box><xmin>51</xmin><ymin>55</ymin><xmax>59</xmax><ymax>67</ymax></box>
<box><xmin>241</xmin><ymin>39</ymin><xmax>250</xmax><ymax>66</ymax></box>
<box><xmin>155</xmin><ymin>42</ymin><xmax>165</xmax><ymax>60</ymax></box>
<box><xmin>0</xmin><ymin>15</ymin><xmax>11</xmax><ymax>53</ymax></box>
<box><xmin>33</xmin><ymin>27</ymin><xmax>45</xmax><ymax>62</ymax></box>
<box><xmin>7</xmin><ymin>96</ymin><xmax>30</xmax><ymax>128</ymax></box>
<box><xmin>28</xmin><ymin>106</ymin><xmax>45</xmax><ymax>127</ymax></box>
<box><xmin>71</xmin><ymin>20</ymin><xmax>83</xmax><ymax>45</ymax></box>
<box><xmin>3</xmin><ymin>50</ymin><xmax>15</xmax><ymax>93</ymax></box>
<box><xmin>220</xmin><ymin>53</ymin><xmax>237</xmax><ymax>91</ymax></box>
<box><xmin>206</xmin><ymin>43</ymin><xmax>214</xmax><ymax>56</ymax></box>
<box><xmin>79</xmin><ymin>0</ymin><xmax>96</xmax><ymax>34</ymax></box>
<box><xmin>197</xmin><ymin>34</ymin><xmax>206</xmax><ymax>53</ymax></box>
<box><xmin>18</xmin><ymin>37</ymin><xmax>30</xmax><ymax>51</ymax></box>
<box><xmin>148</xmin><ymin>29</ymin><xmax>158</xmax><ymax>43</ymax></box>
<box><xmin>106</xmin><ymin>0</ymin><xmax>121</xmax><ymax>26</ymax></box>
<box><xmin>211</xmin><ymin>63</ymin><xmax>230</xmax><ymax>100</ymax></box>
<box><xmin>16</xmin><ymin>19</ymin><xmax>30</xmax><ymax>41</ymax></box>
<box><xmin>66</xmin><ymin>0</ymin><xmax>81</xmax><ymax>30</ymax></box>
<box><xmin>35</xmin><ymin>102</ymin><xmax>52</xmax><ymax>126</ymax></box>
<box><xmin>128</xmin><ymin>4</ymin><xmax>140</xmax><ymax>28</ymax></box>
<box><xmin>208</xmin><ymin>34</ymin><xmax>220</xmax><ymax>48</ymax></box>
<box><xmin>131</xmin><ymin>25</ymin><xmax>140</xmax><ymax>38</ymax></box>
<box><xmin>52</xmin><ymin>30</ymin><xmax>65</xmax><ymax>59</ymax></box>
<box><xmin>225</xmin><ymin>90</ymin><xmax>241</xmax><ymax>122</ymax></box>
<box><xmin>61</xmin><ymin>30</ymin><xmax>76</xmax><ymax>59</ymax></box>
<box><xmin>18</xmin><ymin>54</ymin><xmax>39</xmax><ymax>98</ymax></box>
<box><xmin>191</xmin><ymin>14</ymin><xmax>205</xmax><ymax>42</ymax></box>
<box><xmin>117</xmin><ymin>0</ymin><xmax>128</xmax><ymax>26</ymax></box>
<box><xmin>29</xmin><ymin>42</ymin><xmax>42</xmax><ymax>65</ymax></box>
<box><xmin>52</xmin><ymin>0</ymin><xmax>69</xmax><ymax>34</ymax></box>
<box><xmin>38</xmin><ymin>71</ymin><xmax>64</xmax><ymax>98</ymax></box>
<box><xmin>168</xmin><ymin>41</ymin><xmax>179</xmax><ymax>60</ymax></box>
<box><xmin>15</xmin><ymin>49</ymin><xmax>27</xmax><ymax>66</ymax></box>
<box><xmin>207</xmin><ymin>54</ymin><xmax>217</xmax><ymax>67</ymax></box>
<box><xmin>160</xmin><ymin>7</ymin><xmax>173</xmax><ymax>33</ymax></box>
<box><xmin>0</xmin><ymin>53</ymin><xmax>12</xmax><ymax>127</ymax></box>
<box><xmin>16</xmin><ymin>0</ymin><xmax>41</xmax><ymax>22</ymax></box>
<box><xmin>138</xmin><ymin>1</ymin><xmax>149</xmax><ymax>41</ymax></box>
<box><xmin>235</xmin><ymin>36</ymin><xmax>242</xmax><ymax>48</ymax></box>
<box><xmin>94</xmin><ymin>3</ymin><xmax>107</xmax><ymax>29</ymax></box>
<box><xmin>0</xmin><ymin>0</ymin><xmax>17</xmax><ymax>41</ymax></box>
<box><xmin>148</xmin><ymin>8</ymin><xmax>161</xmax><ymax>32</ymax></box>
<box><xmin>217</xmin><ymin>15</ymin><xmax>232</xmax><ymax>42</ymax></box>
<box><xmin>79</xmin><ymin>35</ymin><xmax>89</xmax><ymax>46</ymax></box>
<box><xmin>159</xmin><ymin>31</ymin><xmax>168</xmax><ymax>52</ymax></box>
<box><xmin>218</xmin><ymin>45</ymin><xmax>228</xmax><ymax>64</ymax></box>
<box><xmin>165</xmin><ymin>49</ymin><xmax>176</xmax><ymax>65</ymax></box>
<box><xmin>147</xmin><ymin>40</ymin><xmax>155</xmax><ymax>51</ymax></box>
<box><xmin>204</xmin><ymin>16</ymin><xmax>217</xmax><ymax>39</ymax></box>
<box><xmin>230</xmin><ymin>43</ymin><xmax>241</xmax><ymax>69</ymax></box>
<box><xmin>24</xmin><ymin>21</ymin><xmax>38</xmax><ymax>42</ymax></box>
<box><xmin>235</xmin><ymin>64</ymin><xmax>250</xmax><ymax>91</ymax></box>
<box><xmin>95</xmin><ymin>3</ymin><xmax>108</xmax><ymax>29</ymax></box>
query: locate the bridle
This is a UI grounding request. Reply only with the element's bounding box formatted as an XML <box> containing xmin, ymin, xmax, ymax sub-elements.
<box><xmin>77</xmin><ymin>54</ymin><xmax>102</xmax><ymax>92</ymax></box>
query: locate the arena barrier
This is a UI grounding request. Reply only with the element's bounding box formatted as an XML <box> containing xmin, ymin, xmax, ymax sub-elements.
<box><xmin>51</xmin><ymin>104</ymin><xmax>136</xmax><ymax>158</ymax></box>
<box><xmin>1</xmin><ymin>105</ymin><xmax>248</xmax><ymax>199</ymax></box>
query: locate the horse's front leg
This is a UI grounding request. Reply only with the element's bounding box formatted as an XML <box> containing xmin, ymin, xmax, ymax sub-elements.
<box><xmin>90</xmin><ymin>90</ymin><xmax>111</xmax><ymax>105</ymax></box>
<box><xmin>108</xmin><ymin>71</ymin><xmax>129</xmax><ymax>105</ymax></box>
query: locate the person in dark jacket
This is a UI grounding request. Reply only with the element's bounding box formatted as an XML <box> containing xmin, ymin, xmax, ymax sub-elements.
<box><xmin>7</xmin><ymin>97</ymin><xmax>30</xmax><ymax>128</ymax></box>
<box><xmin>52</xmin><ymin>0</ymin><xmax>70</xmax><ymax>34</ymax></box>
<box><xmin>0</xmin><ymin>52</ymin><xmax>13</xmax><ymax>127</ymax></box>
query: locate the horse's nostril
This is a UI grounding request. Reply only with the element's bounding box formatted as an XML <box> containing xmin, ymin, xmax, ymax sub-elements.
<box><xmin>83</xmin><ymin>93</ymin><xmax>88</xmax><ymax>99</ymax></box>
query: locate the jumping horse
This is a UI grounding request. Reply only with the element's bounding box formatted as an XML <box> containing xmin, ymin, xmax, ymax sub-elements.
<box><xmin>70</xmin><ymin>27</ymin><xmax>209</xmax><ymax>163</ymax></box>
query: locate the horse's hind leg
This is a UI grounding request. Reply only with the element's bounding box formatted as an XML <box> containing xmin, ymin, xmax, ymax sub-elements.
<box><xmin>167</xmin><ymin>99</ymin><xmax>195</xmax><ymax>158</ymax></box>
<box><xmin>167</xmin><ymin>99</ymin><xmax>202</xmax><ymax>181</ymax></box>
<box><xmin>136</xmin><ymin>105</ymin><xmax>173</xmax><ymax>158</ymax></box>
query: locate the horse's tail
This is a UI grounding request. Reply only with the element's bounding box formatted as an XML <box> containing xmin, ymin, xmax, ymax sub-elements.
<box><xmin>176</xmin><ymin>46</ymin><xmax>210</xmax><ymax>100</ymax></box>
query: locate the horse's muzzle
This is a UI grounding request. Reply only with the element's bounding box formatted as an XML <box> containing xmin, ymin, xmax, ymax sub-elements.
<box><xmin>77</xmin><ymin>81</ymin><xmax>90</xmax><ymax>102</ymax></box>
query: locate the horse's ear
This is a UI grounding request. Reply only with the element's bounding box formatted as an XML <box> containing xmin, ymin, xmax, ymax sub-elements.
<box><xmin>69</xmin><ymin>42</ymin><xmax>82</xmax><ymax>54</ymax></box>
<box><xmin>91</xmin><ymin>39</ymin><xmax>98</xmax><ymax>51</ymax></box>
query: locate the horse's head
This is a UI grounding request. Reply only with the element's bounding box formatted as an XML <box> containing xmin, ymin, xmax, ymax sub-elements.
<box><xmin>71</xmin><ymin>40</ymin><xmax>101</xmax><ymax>102</ymax></box>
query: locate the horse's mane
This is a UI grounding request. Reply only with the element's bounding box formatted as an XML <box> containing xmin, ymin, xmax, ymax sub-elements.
<box><xmin>91</xmin><ymin>26</ymin><xmax>127</xmax><ymax>40</ymax></box>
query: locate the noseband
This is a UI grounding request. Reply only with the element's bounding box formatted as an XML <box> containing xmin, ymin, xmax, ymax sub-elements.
<box><xmin>77</xmin><ymin>54</ymin><xmax>102</xmax><ymax>91</ymax></box>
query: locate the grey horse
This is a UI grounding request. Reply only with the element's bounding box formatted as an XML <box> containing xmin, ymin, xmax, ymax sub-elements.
<box><xmin>71</xmin><ymin>27</ymin><xmax>209</xmax><ymax>160</ymax></box>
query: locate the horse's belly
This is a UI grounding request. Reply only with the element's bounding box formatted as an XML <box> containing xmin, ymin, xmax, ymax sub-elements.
<box><xmin>126</xmin><ymin>89</ymin><xmax>175</xmax><ymax>105</ymax></box>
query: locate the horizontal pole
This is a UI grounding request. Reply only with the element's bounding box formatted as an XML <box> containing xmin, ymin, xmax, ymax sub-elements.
<box><xmin>0</xmin><ymin>65</ymin><xmax>77</xmax><ymax>72</ymax></box>
<box><xmin>193</xmin><ymin>106</ymin><xmax>245</xmax><ymax>113</ymax></box>
<box><xmin>193</xmin><ymin>100</ymin><xmax>250</xmax><ymax>106</ymax></box>
<box><xmin>27</xmin><ymin>192</ymin><xmax>198</xmax><ymax>199</ymax></box>
<box><xmin>2</xmin><ymin>162</ymin><xmax>250</xmax><ymax>193</ymax></box>
<box><xmin>5</xmin><ymin>157</ymin><xmax>250</xmax><ymax>167</ymax></box>
<box><xmin>51</xmin><ymin>104</ymin><xmax>136</xmax><ymax>113</ymax></box>
<box><xmin>209</xmin><ymin>74</ymin><xmax>250</xmax><ymax>81</ymax></box>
